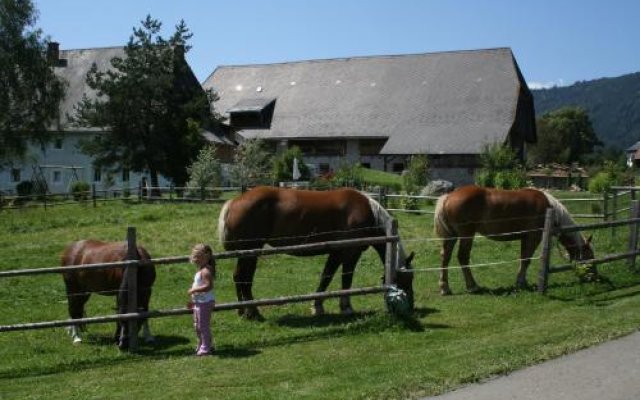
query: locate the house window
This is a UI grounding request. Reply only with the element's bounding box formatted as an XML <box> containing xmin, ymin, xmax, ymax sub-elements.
<box><xmin>53</xmin><ymin>138</ymin><xmax>63</xmax><ymax>149</ymax></box>
<box><xmin>52</xmin><ymin>170</ymin><xmax>62</xmax><ymax>184</ymax></box>
<box><xmin>93</xmin><ymin>168</ymin><xmax>102</xmax><ymax>182</ymax></box>
<box><xmin>121</xmin><ymin>168</ymin><xmax>130</xmax><ymax>182</ymax></box>
<box><xmin>392</xmin><ymin>163</ymin><xmax>404</xmax><ymax>173</ymax></box>
<box><xmin>361</xmin><ymin>163</ymin><xmax>371</xmax><ymax>169</ymax></box>
<box><xmin>10</xmin><ymin>169</ymin><xmax>21</xmax><ymax>182</ymax></box>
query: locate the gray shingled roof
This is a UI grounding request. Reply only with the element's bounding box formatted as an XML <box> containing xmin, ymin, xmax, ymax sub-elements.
<box><xmin>55</xmin><ymin>47</ymin><xmax>125</xmax><ymax>130</ymax></box>
<box><xmin>203</xmin><ymin>48</ymin><xmax>529</xmax><ymax>155</ymax></box>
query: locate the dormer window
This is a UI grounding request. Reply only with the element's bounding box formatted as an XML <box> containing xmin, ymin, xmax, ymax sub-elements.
<box><xmin>227</xmin><ymin>97</ymin><xmax>276</xmax><ymax>129</ymax></box>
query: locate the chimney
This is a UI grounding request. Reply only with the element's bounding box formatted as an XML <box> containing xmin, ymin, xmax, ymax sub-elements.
<box><xmin>47</xmin><ymin>42</ymin><xmax>60</xmax><ymax>63</ymax></box>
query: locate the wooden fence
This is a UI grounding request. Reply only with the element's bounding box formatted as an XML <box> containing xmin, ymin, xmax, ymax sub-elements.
<box><xmin>537</xmin><ymin>200</ymin><xmax>640</xmax><ymax>292</ymax></box>
<box><xmin>0</xmin><ymin>221</ymin><xmax>403</xmax><ymax>352</ymax></box>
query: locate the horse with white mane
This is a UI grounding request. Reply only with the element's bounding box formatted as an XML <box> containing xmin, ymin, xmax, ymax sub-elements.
<box><xmin>434</xmin><ymin>185</ymin><xmax>594</xmax><ymax>295</ymax></box>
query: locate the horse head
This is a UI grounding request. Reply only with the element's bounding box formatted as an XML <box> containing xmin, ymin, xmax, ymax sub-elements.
<box><xmin>396</xmin><ymin>251</ymin><xmax>415</xmax><ymax>310</ymax></box>
<box><xmin>560</xmin><ymin>233</ymin><xmax>594</xmax><ymax>262</ymax></box>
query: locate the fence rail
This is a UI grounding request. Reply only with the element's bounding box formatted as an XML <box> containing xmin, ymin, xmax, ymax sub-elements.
<box><xmin>0</xmin><ymin>222</ymin><xmax>402</xmax><ymax>352</ymax></box>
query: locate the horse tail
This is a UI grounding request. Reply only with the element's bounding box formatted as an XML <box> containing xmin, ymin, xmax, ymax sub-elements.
<box><xmin>217</xmin><ymin>199</ymin><xmax>233</xmax><ymax>247</ymax></box>
<box><xmin>434</xmin><ymin>194</ymin><xmax>454</xmax><ymax>238</ymax></box>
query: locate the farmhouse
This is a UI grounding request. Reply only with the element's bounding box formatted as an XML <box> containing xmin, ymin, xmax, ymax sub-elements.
<box><xmin>203</xmin><ymin>47</ymin><xmax>536</xmax><ymax>185</ymax></box>
<box><xmin>0</xmin><ymin>43</ymin><xmax>234</xmax><ymax>195</ymax></box>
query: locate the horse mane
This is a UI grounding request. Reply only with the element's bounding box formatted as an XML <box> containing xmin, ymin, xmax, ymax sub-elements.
<box><xmin>362</xmin><ymin>191</ymin><xmax>408</xmax><ymax>264</ymax></box>
<box><xmin>541</xmin><ymin>191</ymin><xmax>585</xmax><ymax>246</ymax></box>
<box><xmin>217</xmin><ymin>199</ymin><xmax>233</xmax><ymax>245</ymax></box>
<box><xmin>433</xmin><ymin>194</ymin><xmax>453</xmax><ymax>238</ymax></box>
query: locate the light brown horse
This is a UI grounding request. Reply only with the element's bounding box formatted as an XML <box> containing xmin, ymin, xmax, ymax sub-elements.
<box><xmin>434</xmin><ymin>185</ymin><xmax>594</xmax><ymax>295</ymax></box>
<box><xmin>61</xmin><ymin>240</ymin><xmax>156</xmax><ymax>348</ymax></box>
<box><xmin>218</xmin><ymin>186</ymin><xmax>415</xmax><ymax>319</ymax></box>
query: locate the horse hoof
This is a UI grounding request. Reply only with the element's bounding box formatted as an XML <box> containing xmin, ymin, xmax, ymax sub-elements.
<box><xmin>440</xmin><ymin>288</ymin><xmax>452</xmax><ymax>296</ymax></box>
<box><xmin>73</xmin><ymin>337</ymin><xmax>82</xmax><ymax>344</ymax></box>
<box><xmin>144</xmin><ymin>336</ymin><xmax>156</xmax><ymax>344</ymax></box>
<box><xmin>340</xmin><ymin>307</ymin><xmax>354</xmax><ymax>316</ymax></box>
<box><xmin>311</xmin><ymin>305</ymin><xmax>325</xmax><ymax>316</ymax></box>
<box><xmin>467</xmin><ymin>286</ymin><xmax>481</xmax><ymax>294</ymax></box>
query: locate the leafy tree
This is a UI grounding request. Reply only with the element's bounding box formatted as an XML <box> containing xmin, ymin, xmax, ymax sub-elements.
<box><xmin>230</xmin><ymin>138</ymin><xmax>273</xmax><ymax>187</ymax></box>
<box><xmin>186</xmin><ymin>144</ymin><xmax>222</xmax><ymax>197</ymax></box>
<box><xmin>529</xmin><ymin>106</ymin><xmax>602</xmax><ymax>165</ymax></box>
<box><xmin>72</xmin><ymin>16</ymin><xmax>216</xmax><ymax>188</ymax></box>
<box><xmin>402</xmin><ymin>154</ymin><xmax>429</xmax><ymax>193</ymax></box>
<box><xmin>0</xmin><ymin>0</ymin><xmax>65</xmax><ymax>161</ymax></box>
<box><xmin>272</xmin><ymin>146</ymin><xmax>310</xmax><ymax>182</ymax></box>
<box><xmin>475</xmin><ymin>143</ymin><xmax>528</xmax><ymax>189</ymax></box>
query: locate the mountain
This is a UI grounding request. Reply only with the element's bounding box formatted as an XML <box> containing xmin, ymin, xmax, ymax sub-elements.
<box><xmin>532</xmin><ymin>72</ymin><xmax>640</xmax><ymax>150</ymax></box>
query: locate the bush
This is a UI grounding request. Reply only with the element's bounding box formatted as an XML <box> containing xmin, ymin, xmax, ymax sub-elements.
<box><xmin>588</xmin><ymin>172</ymin><xmax>612</xmax><ymax>194</ymax></box>
<box><xmin>70</xmin><ymin>181</ymin><xmax>91</xmax><ymax>201</ymax></box>
<box><xmin>15</xmin><ymin>181</ymin><xmax>33</xmax><ymax>199</ymax></box>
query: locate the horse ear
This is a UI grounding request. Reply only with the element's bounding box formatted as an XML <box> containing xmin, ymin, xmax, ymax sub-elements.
<box><xmin>586</xmin><ymin>234</ymin><xmax>593</xmax><ymax>244</ymax></box>
<box><xmin>405</xmin><ymin>251</ymin><xmax>415</xmax><ymax>266</ymax></box>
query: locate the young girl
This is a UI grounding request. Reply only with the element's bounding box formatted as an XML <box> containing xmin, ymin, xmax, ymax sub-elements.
<box><xmin>188</xmin><ymin>244</ymin><xmax>215</xmax><ymax>356</ymax></box>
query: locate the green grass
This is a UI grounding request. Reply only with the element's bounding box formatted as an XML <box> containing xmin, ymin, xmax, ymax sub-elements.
<box><xmin>360</xmin><ymin>168</ymin><xmax>403</xmax><ymax>188</ymax></box>
<box><xmin>1</xmin><ymin>196</ymin><xmax>639</xmax><ymax>399</ymax></box>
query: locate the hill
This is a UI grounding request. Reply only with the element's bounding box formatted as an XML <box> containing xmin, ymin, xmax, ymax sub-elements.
<box><xmin>532</xmin><ymin>72</ymin><xmax>640</xmax><ymax>150</ymax></box>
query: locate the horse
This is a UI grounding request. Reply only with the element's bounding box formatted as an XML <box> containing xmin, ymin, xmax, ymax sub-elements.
<box><xmin>61</xmin><ymin>240</ymin><xmax>157</xmax><ymax>348</ymax></box>
<box><xmin>434</xmin><ymin>185</ymin><xmax>594</xmax><ymax>295</ymax></box>
<box><xmin>217</xmin><ymin>186</ymin><xmax>415</xmax><ymax>319</ymax></box>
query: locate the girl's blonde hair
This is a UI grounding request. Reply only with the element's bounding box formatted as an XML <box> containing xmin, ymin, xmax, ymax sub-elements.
<box><xmin>191</xmin><ymin>243</ymin><xmax>216</xmax><ymax>278</ymax></box>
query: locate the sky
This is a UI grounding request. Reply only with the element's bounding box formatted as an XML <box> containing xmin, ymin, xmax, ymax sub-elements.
<box><xmin>35</xmin><ymin>0</ymin><xmax>640</xmax><ymax>89</ymax></box>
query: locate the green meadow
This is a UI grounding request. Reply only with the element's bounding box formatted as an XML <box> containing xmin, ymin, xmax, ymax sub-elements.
<box><xmin>1</xmin><ymin>194</ymin><xmax>639</xmax><ymax>399</ymax></box>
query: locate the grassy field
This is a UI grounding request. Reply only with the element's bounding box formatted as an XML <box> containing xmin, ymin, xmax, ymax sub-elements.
<box><xmin>1</xmin><ymin>193</ymin><xmax>639</xmax><ymax>399</ymax></box>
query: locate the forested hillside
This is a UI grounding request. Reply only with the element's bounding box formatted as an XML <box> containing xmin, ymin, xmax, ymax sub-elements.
<box><xmin>532</xmin><ymin>72</ymin><xmax>640</xmax><ymax>150</ymax></box>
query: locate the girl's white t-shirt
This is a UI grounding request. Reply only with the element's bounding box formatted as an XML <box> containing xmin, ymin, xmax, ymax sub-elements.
<box><xmin>192</xmin><ymin>270</ymin><xmax>215</xmax><ymax>303</ymax></box>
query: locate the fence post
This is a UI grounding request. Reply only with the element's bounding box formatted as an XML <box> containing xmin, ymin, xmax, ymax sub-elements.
<box><xmin>126</xmin><ymin>227</ymin><xmax>139</xmax><ymax>352</ymax></box>
<box><xmin>385</xmin><ymin>219</ymin><xmax>398</xmax><ymax>286</ymax></box>
<box><xmin>92</xmin><ymin>184</ymin><xmax>97</xmax><ymax>208</ymax></box>
<box><xmin>628</xmin><ymin>200</ymin><xmax>640</xmax><ymax>271</ymax></box>
<box><xmin>612</xmin><ymin>188</ymin><xmax>618</xmax><ymax>238</ymax></box>
<box><xmin>537</xmin><ymin>208</ymin><xmax>554</xmax><ymax>294</ymax></box>
<box><xmin>603</xmin><ymin>189</ymin><xmax>609</xmax><ymax>222</ymax></box>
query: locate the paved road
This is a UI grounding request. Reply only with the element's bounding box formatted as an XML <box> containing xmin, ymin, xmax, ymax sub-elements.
<box><xmin>423</xmin><ymin>330</ymin><xmax>640</xmax><ymax>400</ymax></box>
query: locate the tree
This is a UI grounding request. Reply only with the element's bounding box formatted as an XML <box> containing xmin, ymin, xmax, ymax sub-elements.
<box><xmin>72</xmin><ymin>16</ymin><xmax>216</xmax><ymax>187</ymax></box>
<box><xmin>0</xmin><ymin>0</ymin><xmax>65</xmax><ymax>161</ymax></box>
<box><xmin>186</xmin><ymin>144</ymin><xmax>222</xmax><ymax>197</ymax></box>
<box><xmin>475</xmin><ymin>143</ymin><xmax>528</xmax><ymax>189</ymax></box>
<box><xmin>230</xmin><ymin>138</ymin><xmax>273</xmax><ymax>187</ymax></box>
<box><xmin>272</xmin><ymin>146</ymin><xmax>310</xmax><ymax>182</ymax></box>
<box><xmin>402</xmin><ymin>154</ymin><xmax>429</xmax><ymax>193</ymax></box>
<box><xmin>528</xmin><ymin>106</ymin><xmax>602</xmax><ymax>165</ymax></box>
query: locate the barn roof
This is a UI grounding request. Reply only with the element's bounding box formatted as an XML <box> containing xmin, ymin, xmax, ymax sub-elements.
<box><xmin>203</xmin><ymin>48</ymin><xmax>534</xmax><ymax>155</ymax></box>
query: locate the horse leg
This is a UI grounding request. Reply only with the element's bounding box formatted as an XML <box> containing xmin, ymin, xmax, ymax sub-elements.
<box><xmin>458</xmin><ymin>237</ymin><xmax>480</xmax><ymax>292</ymax></box>
<box><xmin>234</xmin><ymin>256</ymin><xmax>261</xmax><ymax>320</ymax></box>
<box><xmin>516</xmin><ymin>235</ymin><xmax>540</xmax><ymax>289</ymax></box>
<box><xmin>312</xmin><ymin>252</ymin><xmax>342</xmax><ymax>316</ymax></box>
<box><xmin>439</xmin><ymin>238</ymin><xmax>457</xmax><ymax>295</ymax></box>
<box><xmin>66</xmin><ymin>292</ymin><xmax>90</xmax><ymax>344</ymax></box>
<box><xmin>138</xmin><ymin>286</ymin><xmax>155</xmax><ymax>344</ymax></box>
<box><xmin>338</xmin><ymin>252</ymin><xmax>361</xmax><ymax>315</ymax></box>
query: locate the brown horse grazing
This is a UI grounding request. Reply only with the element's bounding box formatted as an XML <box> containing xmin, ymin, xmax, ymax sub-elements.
<box><xmin>434</xmin><ymin>185</ymin><xmax>594</xmax><ymax>295</ymax></box>
<box><xmin>61</xmin><ymin>240</ymin><xmax>156</xmax><ymax>348</ymax></box>
<box><xmin>218</xmin><ymin>186</ymin><xmax>415</xmax><ymax>319</ymax></box>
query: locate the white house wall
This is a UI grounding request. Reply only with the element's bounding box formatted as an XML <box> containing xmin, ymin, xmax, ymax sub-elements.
<box><xmin>0</xmin><ymin>133</ymin><xmax>170</xmax><ymax>195</ymax></box>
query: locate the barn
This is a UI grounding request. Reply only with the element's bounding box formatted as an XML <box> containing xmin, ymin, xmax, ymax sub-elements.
<box><xmin>203</xmin><ymin>47</ymin><xmax>536</xmax><ymax>185</ymax></box>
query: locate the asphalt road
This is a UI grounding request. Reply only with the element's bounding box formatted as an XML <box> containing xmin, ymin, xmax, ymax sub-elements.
<box><xmin>423</xmin><ymin>330</ymin><xmax>640</xmax><ymax>400</ymax></box>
